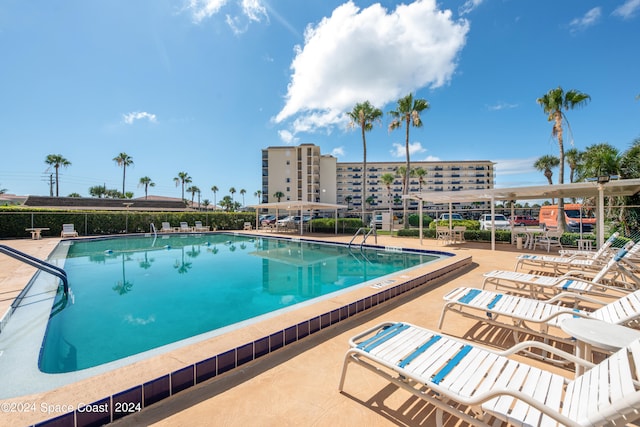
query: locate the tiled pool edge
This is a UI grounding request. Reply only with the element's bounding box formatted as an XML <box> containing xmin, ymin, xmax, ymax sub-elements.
<box><xmin>34</xmin><ymin>254</ymin><xmax>471</xmax><ymax>427</ymax></box>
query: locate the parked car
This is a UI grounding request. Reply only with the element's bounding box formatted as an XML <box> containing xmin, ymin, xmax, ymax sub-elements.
<box><xmin>479</xmin><ymin>214</ymin><xmax>510</xmax><ymax>230</ymax></box>
<box><xmin>261</xmin><ymin>214</ymin><xmax>287</xmax><ymax>226</ymax></box>
<box><xmin>510</xmin><ymin>215</ymin><xmax>539</xmax><ymax>227</ymax></box>
<box><xmin>438</xmin><ymin>213</ymin><xmax>463</xmax><ymax>221</ymax></box>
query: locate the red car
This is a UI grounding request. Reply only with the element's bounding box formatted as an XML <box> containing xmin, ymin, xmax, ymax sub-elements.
<box><xmin>510</xmin><ymin>215</ymin><xmax>539</xmax><ymax>227</ymax></box>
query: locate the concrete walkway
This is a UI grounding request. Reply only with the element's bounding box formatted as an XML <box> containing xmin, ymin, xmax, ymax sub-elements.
<box><xmin>0</xmin><ymin>234</ymin><xmax>583</xmax><ymax>426</ymax></box>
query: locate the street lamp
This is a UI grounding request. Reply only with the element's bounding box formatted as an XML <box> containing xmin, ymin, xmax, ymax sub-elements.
<box><xmin>123</xmin><ymin>202</ymin><xmax>133</xmax><ymax>233</ymax></box>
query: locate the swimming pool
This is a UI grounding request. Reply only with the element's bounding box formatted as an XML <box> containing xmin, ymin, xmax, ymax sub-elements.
<box><xmin>39</xmin><ymin>234</ymin><xmax>444</xmax><ymax>373</ymax></box>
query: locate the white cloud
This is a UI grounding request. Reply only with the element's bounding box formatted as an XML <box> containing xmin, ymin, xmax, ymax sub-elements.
<box><xmin>278</xmin><ymin>129</ymin><xmax>298</xmax><ymax>144</ymax></box>
<box><xmin>422</xmin><ymin>155</ymin><xmax>441</xmax><ymax>161</ymax></box>
<box><xmin>185</xmin><ymin>0</ymin><xmax>228</xmax><ymax>23</ymax></box>
<box><xmin>459</xmin><ymin>0</ymin><xmax>483</xmax><ymax>16</ymax></box>
<box><xmin>612</xmin><ymin>0</ymin><xmax>640</xmax><ymax>19</ymax></box>
<box><xmin>331</xmin><ymin>146</ymin><xmax>345</xmax><ymax>157</ymax></box>
<box><xmin>390</xmin><ymin>142</ymin><xmax>427</xmax><ymax>158</ymax></box>
<box><xmin>185</xmin><ymin>0</ymin><xmax>268</xmax><ymax>32</ymax></box>
<box><xmin>493</xmin><ymin>157</ymin><xmax>537</xmax><ymax>175</ymax></box>
<box><xmin>123</xmin><ymin>111</ymin><xmax>157</xmax><ymax>125</ymax></box>
<box><xmin>569</xmin><ymin>7</ymin><xmax>601</xmax><ymax>32</ymax></box>
<box><xmin>274</xmin><ymin>0</ymin><xmax>469</xmax><ymax>137</ymax></box>
<box><xmin>487</xmin><ymin>102</ymin><xmax>519</xmax><ymax>111</ymax></box>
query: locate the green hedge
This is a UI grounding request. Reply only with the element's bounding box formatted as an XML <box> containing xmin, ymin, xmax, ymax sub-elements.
<box><xmin>309</xmin><ymin>218</ymin><xmax>364</xmax><ymax>234</ymax></box>
<box><xmin>0</xmin><ymin>207</ymin><xmax>255</xmax><ymax>238</ymax></box>
<box><xmin>430</xmin><ymin>219</ymin><xmax>480</xmax><ymax>230</ymax></box>
<box><xmin>407</xmin><ymin>214</ymin><xmax>433</xmax><ymax>227</ymax></box>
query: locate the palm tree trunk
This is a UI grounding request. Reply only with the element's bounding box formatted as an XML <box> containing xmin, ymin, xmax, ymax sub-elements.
<box><xmin>403</xmin><ymin>116</ymin><xmax>410</xmax><ymax>229</ymax></box>
<box><xmin>361</xmin><ymin>125</ymin><xmax>367</xmax><ymax>224</ymax></box>
<box><xmin>555</xmin><ymin>112</ymin><xmax>567</xmax><ymax>231</ymax></box>
<box><xmin>55</xmin><ymin>166</ymin><xmax>60</xmax><ymax>197</ymax></box>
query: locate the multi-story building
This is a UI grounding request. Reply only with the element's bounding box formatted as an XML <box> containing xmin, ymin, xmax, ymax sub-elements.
<box><xmin>261</xmin><ymin>144</ymin><xmax>337</xmax><ymax>204</ymax></box>
<box><xmin>262</xmin><ymin>143</ymin><xmax>494</xmax><ymax>212</ymax></box>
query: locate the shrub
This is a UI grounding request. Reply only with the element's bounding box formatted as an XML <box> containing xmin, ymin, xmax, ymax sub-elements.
<box><xmin>407</xmin><ymin>214</ymin><xmax>432</xmax><ymax>227</ymax></box>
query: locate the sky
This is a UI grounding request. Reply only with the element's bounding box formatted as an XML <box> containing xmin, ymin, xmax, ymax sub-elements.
<box><xmin>1</xmin><ymin>0</ymin><xmax>639</xmax><ymax>204</ymax></box>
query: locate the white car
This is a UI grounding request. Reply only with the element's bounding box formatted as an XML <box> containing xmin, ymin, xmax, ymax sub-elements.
<box><xmin>479</xmin><ymin>214</ymin><xmax>510</xmax><ymax>230</ymax></box>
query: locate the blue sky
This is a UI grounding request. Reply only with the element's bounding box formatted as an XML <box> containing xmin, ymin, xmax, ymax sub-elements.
<box><xmin>1</xmin><ymin>0</ymin><xmax>638</xmax><ymax>204</ymax></box>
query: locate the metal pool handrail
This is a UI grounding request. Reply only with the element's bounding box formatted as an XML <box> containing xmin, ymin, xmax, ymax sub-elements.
<box><xmin>0</xmin><ymin>244</ymin><xmax>69</xmax><ymax>295</ymax></box>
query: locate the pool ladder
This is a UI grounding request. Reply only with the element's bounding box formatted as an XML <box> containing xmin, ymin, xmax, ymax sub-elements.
<box><xmin>0</xmin><ymin>245</ymin><xmax>69</xmax><ymax>295</ymax></box>
<box><xmin>348</xmin><ymin>227</ymin><xmax>377</xmax><ymax>249</ymax></box>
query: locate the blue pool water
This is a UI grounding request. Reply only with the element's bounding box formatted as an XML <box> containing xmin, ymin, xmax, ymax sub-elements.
<box><xmin>40</xmin><ymin>234</ymin><xmax>443</xmax><ymax>373</ymax></box>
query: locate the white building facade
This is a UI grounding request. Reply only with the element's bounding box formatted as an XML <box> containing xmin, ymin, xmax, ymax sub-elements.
<box><xmin>262</xmin><ymin>144</ymin><xmax>494</xmax><ymax>213</ymax></box>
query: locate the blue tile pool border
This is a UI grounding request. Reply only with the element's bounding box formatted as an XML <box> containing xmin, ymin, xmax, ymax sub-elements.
<box><xmin>33</xmin><ymin>238</ymin><xmax>468</xmax><ymax>427</ymax></box>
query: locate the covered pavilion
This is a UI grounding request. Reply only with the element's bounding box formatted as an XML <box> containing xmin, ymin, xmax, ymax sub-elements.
<box><xmin>248</xmin><ymin>201</ymin><xmax>348</xmax><ymax>234</ymax></box>
<box><xmin>404</xmin><ymin>178</ymin><xmax>640</xmax><ymax>250</ymax></box>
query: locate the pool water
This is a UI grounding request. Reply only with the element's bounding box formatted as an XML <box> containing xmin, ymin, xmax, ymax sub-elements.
<box><xmin>39</xmin><ymin>234</ymin><xmax>442</xmax><ymax>373</ymax></box>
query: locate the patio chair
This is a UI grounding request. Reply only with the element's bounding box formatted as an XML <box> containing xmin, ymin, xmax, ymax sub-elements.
<box><xmin>438</xmin><ymin>286</ymin><xmax>640</xmax><ymax>347</ymax></box>
<box><xmin>159</xmin><ymin>222</ymin><xmax>172</xmax><ymax>233</ymax></box>
<box><xmin>435</xmin><ymin>226</ymin><xmax>451</xmax><ymax>244</ymax></box>
<box><xmin>339</xmin><ymin>321</ymin><xmax>640</xmax><ymax>427</ymax></box>
<box><xmin>482</xmin><ymin>241</ymin><xmax>639</xmax><ymax>298</ymax></box>
<box><xmin>194</xmin><ymin>221</ymin><xmax>210</xmax><ymax>232</ymax></box>
<box><xmin>179</xmin><ymin>222</ymin><xmax>192</xmax><ymax>232</ymax></box>
<box><xmin>452</xmin><ymin>225</ymin><xmax>466</xmax><ymax>243</ymax></box>
<box><xmin>514</xmin><ymin>236</ymin><xmax>637</xmax><ymax>273</ymax></box>
<box><xmin>243</xmin><ymin>222</ymin><xmax>252</xmax><ymax>230</ymax></box>
<box><xmin>60</xmin><ymin>223</ymin><xmax>78</xmax><ymax>237</ymax></box>
<box><xmin>532</xmin><ymin>228</ymin><xmax>564</xmax><ymax>252</ymax></box>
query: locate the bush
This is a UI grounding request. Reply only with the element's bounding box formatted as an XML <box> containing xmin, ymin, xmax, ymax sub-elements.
<box><xmin>407</xmin><ymin>214</ymin><xmax>432</xmax><ymax>227</ymax></box>
<box><xmin>309</xmin><ymin>218</ymin><xmax>363</xmax><ymax>234</ymax></box>
<box><xmin>430</xmin><ymin>219</ymin><xmax>480</xmax><ymax>230</ymax></box>
<box><xmin>0</xmin><ymin>207</ymin><xmax>255</xmax><ymax>238</ymax></box>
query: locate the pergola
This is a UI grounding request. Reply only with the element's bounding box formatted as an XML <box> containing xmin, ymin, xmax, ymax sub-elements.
<box><xmin>248</xmin><ymin>201</ymin><xmax>348</xmax><ymax>235</ymax></box>
<box><xmin>404</xmin><ymin>178</ymin><xmax>640</xmax><ymax>250</ymax></box>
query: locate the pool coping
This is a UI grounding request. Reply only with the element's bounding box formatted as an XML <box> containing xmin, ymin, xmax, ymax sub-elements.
<box><xmin>1</xmin><ymin>233</ymin><xmax>471</xmax><ymax>427</ymax></box>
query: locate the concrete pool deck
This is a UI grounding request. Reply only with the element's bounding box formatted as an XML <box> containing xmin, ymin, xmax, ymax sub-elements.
<box><xmin>0</xmin><ymin>233</ymin><xmax>591</xmax><ymax>426</ymax></box>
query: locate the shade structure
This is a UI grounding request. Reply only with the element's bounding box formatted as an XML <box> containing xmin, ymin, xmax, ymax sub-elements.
<box><xmin>404</xmin><ymin>178</ymin><xmax>640</xmax><ymax>249</ymax></box>
<box><xmin>248</xmin><ymin>201</ymin><xmax>348</xmax><ymax>235</ymax></box>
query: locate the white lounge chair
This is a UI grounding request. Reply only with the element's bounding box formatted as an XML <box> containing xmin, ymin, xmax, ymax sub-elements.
<box><xmin>194</xmin><ymin>221</ymin><xmax>210</xmax><ymax>232</ymax></box>
<box><xmin>179</xmin><ymin>222</ymin><xmax>192</xmax><ymax>232</ymax></box>
<box><xmin>339</xmin><ymin>321</ymin><xmax>640</xmax><ymax>427</ymax></box>
<box><xmin>439</xmin><ymin>286</ymin><xmax>640</xmax><ymax>346</ymax></box>
<box><xmin>482</xmin><ymin>241</ymin><xmax>639</xmax><ymax>298</ymax></box>
<box><xmin>159</xmin><ymin>222</ymin><xmax>172</xmax><ymax>233</ymax></box>
<box><xmin>60</xmin><ymin>223</ymin><xmax>78</xmax><ymax>237</ymax></box>
<box><xmin>243</xmin><ymin>222</ymin><xmax>252</xmax><ymax>230</ymax></box>
<box><xmin>559</xmin><ymin>232</ymin><xmax>619</xmax><ymax>257</ymax></box>
<box><xmin>514</xmin><ymin>235</ymin><xmax>633</xmax><ymax>273</ymax></box>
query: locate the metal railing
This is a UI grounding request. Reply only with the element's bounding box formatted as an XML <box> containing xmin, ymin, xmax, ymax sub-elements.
<box><xmin>0</xmin><ymin>244</ymin><xmax>69</xmax><ymax>295</ymax></box>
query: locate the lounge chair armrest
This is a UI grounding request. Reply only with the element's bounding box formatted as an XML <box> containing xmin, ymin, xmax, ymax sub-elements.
<box><xmin>546</xmin><ymin>291</ymin><xmax>609</xmax><ymax>306</ymax></box>
<box><xmin>497</xmin><ymin>340</ymin><xmax>596</xmax><ymax>370</ymax></box>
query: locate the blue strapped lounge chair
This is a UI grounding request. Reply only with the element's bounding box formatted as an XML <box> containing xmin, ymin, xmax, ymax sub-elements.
<box><xmin>482</xmin><ymin>241</ymin><xmax>640</xmax><ymax>298</ymax></box>
<box><xmin>514</xmin><ymin>233</ymin><xmax>627</xmax><ymax>273</ymax></box>
<box><xmin>439</xmin><ymin>286</ymin><xmax>640</xmax><ymax>346</ymax></box>
<box><xmin>339</xmin><ymin>321</ymin><xmax>640</xmax><ymax>427</ymax></box>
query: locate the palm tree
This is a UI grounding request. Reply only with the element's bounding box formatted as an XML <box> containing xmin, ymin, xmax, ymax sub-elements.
<box><xmin>564</xmin><ymin>148</ymin><xmax>583</xmax><ymax>183</ymax></box>
<box><xmin>389</xmin><ymin>93</ymin><xmax>430</xmax><ymax>228</ymax></box>
<box><xmin>211</xmin><ymin>185</ymin><xmax>219</xmax><ymax>208</ymax></box>
<box><xmin>229</xmin><ymin>187</ymin><xmax>236</xmax><ymax>203</ymax></box>
<box><xmin>239</xmin><ymin>189</ymin><xmax>246</xmax><ymax>206</ymax></box>
<box><xmin>113</xmin><ymin>153</ymin><xmax>134</xmax><ymax>196</ymax></box>
<box><xmin>186</xmin><ymin>185</ymin><xmax>200</xmax><ymax>207</ymax></box>
<box><xmin>347</xmin><ymin>101</ymin><xmax>383</xmax><ymax>222</ymax></box>
<box><xmin>45</xmin><ymin>154</ymin><xmax>71</xmax><ymax>197</ymax></box>
<box><xmin>537</xmin><ymin>87</ymin><xmax>591</xmax><ymax>230</ymax></box>
<box><xmin>138</xmin><ymin>176</ymin><xmax>155</xmax><ymax>200</ymax></box>
<box><xmin>344</xmin><ymin>195</ymin><xmax>352</xmax><ymax>210</ymax></box>
<box><xmin>534</xmin><ymin>154</ymin><xmax>560</xmax><ymax>204</ymax></box>
<box><xmin>273</xmin><ymin>191</ymin><xmax>285</xmax><ymax>202</ymax></box>
<box><xmin>380</xmin><ymin>172</ymin><xmax>395</xmax><ymax>205</ymax></box>
<box><xmin>254</xmin><ymin>190</ymin><xmax>262</xmax><ymax>203</ymax></box>
<box><xmin>413</xmin><ymin>166</ymin><xmax>426</xmax><ymax>192</ymax></box>
<box><xmin>534</xmin><ymin>155</ymin><xmax>560</xmax><ymax>185</ymax></box>
<box><xmin>0</xmin><ymin>184</ymin><xmax>7</xmax><ymax>195</ymax></box>
<box><xmin>174</xmin><ymin>172</ymin><xmax>192</xmax><ymax>201</ymax></box>
<box><xmin>577</xmin><ymin>143</ymin><xmax>621</xmax><ymax>180</ymax></box>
